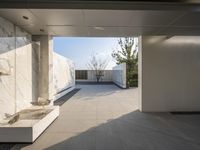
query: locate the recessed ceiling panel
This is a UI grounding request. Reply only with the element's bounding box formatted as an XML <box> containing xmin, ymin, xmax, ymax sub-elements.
<box><xmin>24</xmin><ymin>25</ymin><xmax>54</xmax><ymax>35</ymax></box>
<box><xmin>0</xmin><ymin>9</ymin><xmax>55</xmax><ymax>34</ymax></box>
<box><xmin>84</xmin><ymin>10</ymin><xmax>132</xmax><ymax>27</ymax></box>
<box><xmin>0</xmin><ymin>9</ymin><xmax>200</xmax><ymax>36</ymax></box>
<box><xmin>171</xmin><ymin>12</ymin><xmax>200</xmax><ymax>27</ymax></box>
<box><xmin>158</xmin><ymin>27</ymin><xmax>200</xmax><ymax>35</ymax></box>
<box><xmin>30</xmin><ymin>9</ymin><xmax>84</xmax><ymax>26</ymax></box>
<box><xmin>129</xmin><ymin>10</ymin><xmax>185</xmax><ymax>27</ymax></box>
<box><xmin>88</xmin><ymin>26</ymin><xmax>120</xmax><ymax>37</ymax></box>
<box><xmin>0</xmin><ymin>9</ymin><xmax>37</xmax><ymax>26</ymax></box>
<box><xmin>84</xmin><ymin>10</ymin><xmax>185</xmax><ymax>27</ymax></box>
<box><xmin>48</xmin><ymin>26</ymin><xmax>88</xmax><ymax>36</ymax></box>
<box><xmin>119</xmin><ymin>27</ymin><xmax>162</xmax><ymax>36</ymax></box>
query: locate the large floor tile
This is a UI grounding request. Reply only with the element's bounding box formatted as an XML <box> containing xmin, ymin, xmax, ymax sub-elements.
<box><xmin>12</xmin><ymin>84</ymin><xmax>200</xmax><ymax>150</ymax></box>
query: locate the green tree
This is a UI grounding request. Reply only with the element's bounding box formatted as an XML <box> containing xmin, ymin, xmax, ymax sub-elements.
<box><xmin>112</xmin><ymin>37</ymin><xmax>138</xmax><ymax>87</ymax></box>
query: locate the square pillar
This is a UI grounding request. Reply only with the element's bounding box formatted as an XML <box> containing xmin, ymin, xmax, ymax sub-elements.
<box><xmin>32</xmin><ymin>35</ymin><xmax>53</xmax><ymax>101</ymax></box>
<box><xmin>138</xmin><ymin>36</ymin><xmax>143</xmax><ymax>111</ymax></box>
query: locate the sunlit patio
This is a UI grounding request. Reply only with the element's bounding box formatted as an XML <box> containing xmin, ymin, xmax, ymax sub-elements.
<box><xmin>10</xmin><ymin>84</ymin><xmax>200</xmax><ymax>150</ymax></box>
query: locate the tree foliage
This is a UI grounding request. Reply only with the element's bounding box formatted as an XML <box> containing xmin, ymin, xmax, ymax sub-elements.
<box><xmin>112</xmin><ymin>37</ymin><xmax>138</xmax><ymax>87</ymax></box>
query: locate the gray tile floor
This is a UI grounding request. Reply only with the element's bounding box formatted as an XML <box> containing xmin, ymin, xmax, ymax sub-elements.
<box><xmin>11</xmin><ymin>84</ymin><xmax>200</xmax><ymax>150</ymax></box>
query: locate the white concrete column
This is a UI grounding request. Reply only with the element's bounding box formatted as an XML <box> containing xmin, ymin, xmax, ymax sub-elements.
<box><xmin>39</xmin><ymin>35</ymin><xmax>53</xmax><ymax>100</ymax></box>
<box><xmin>32</xmin><ymin>35</ymin><xmax>53</xmax><ymax>101</ymax></box>
<box><xmin>138</xmin><ymin>36</ymin><xmax>143</xmax><ymax>112</ymax></box>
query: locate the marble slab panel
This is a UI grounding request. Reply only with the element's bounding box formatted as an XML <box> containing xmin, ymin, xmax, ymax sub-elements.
<box><xmin>53</xmin><ymin>52</ymin><xmax>75</xmax><ymax>99</ymax></box>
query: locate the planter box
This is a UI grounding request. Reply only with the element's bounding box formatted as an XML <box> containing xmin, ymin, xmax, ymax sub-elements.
<box><xmin>0</xmin><ymin>106</ymin><xmax>59</xmax><ymax>143</ymax></box>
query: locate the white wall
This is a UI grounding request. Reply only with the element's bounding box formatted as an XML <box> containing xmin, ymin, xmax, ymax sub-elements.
<box><xmin>76</xmin><ymin>70</ymin><xmax>112</xmax><ymax>82</ymax></box>
<box><xmin>53</xmin><ymin>53</ymin><xmax>75</xmax><ymax>100</ymax></box>
<box><xmin>0</xmin><ymin>16</ymin><xmax>75</xmax><ymax>121</ymax></box>
<box><xmin>0</xmin><ymin>17</ymin><xmax>37</xmax><ymax>120</ymax></box>
<box><xmin>15</xmin><ymin>26</ymin><xmax>33</xmax><ymax>112</ymax></box>
<box><xmin>112</xmin><ymin>63</ymin><xmax>126</xmax><ymax>88</ymax></box>
<box><xmin>140</xmin><ymin>36</ymin><xmax>200</xmax><ymax>112</ymax></box>
<box><xmin>87</xmin><ymin>70</ymin><xmax>112</xmax><ymax>82</ymax></box>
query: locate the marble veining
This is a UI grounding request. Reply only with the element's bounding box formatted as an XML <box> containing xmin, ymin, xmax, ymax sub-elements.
<box><xmin>53</xmin><ymin>53</ymin><xmax>75</xmax><ymax>97</ymax></box>
<box><xmin>0</xmin><ymin>17</ymin><xmax>35</xmax><ymax>120</ymax></box>
<box><xmin>15</xmin><ymin>26</ymin><xmax>33</xmax><ymax>112</ymax></box>
<box><xmin>0</xmin><ymin>17</ymin><xmax>16</xmax><ymax>120</ymax></box>
<box><xmin>0</xmin><ymin>17</ymin><xmax>15</xmax><ymax>54</ymax></box>
<box><xmin>0</xmin><ymin>16</ymin><xmax>74</xmax><ymax>121</ymax></box>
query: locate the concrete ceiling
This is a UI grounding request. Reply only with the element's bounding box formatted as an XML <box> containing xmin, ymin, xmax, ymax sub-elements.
<box><xmin>1</xmin><ymin>9</ymin><xmax>200</xmax><ymax>36</ymax></box>
<box><xmin>1</xmin><ymin>1</ymin><xmax>200</xmax><ymax>10</ymax></box>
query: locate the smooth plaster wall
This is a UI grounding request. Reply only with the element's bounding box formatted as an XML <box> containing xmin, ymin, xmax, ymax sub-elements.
<box><xmin>0</xmin><ymin>17</ymin><xmax>37</xmax><ymax>120</ymax></box>
<box><xmin>140</xmin><ymin>36</ymin><xmax>200</xmax><ymax>112</ymax></box>
<box><xmin>87</xmin><ymin>70</ymin><xmax>112</xmax><ymax>82</ymax></box>
<box><xmin>112</xmin><ymin>63</ymin><xmax>126</xmax><ymax>88</ymax></box>
<box><xmin>53</xmin><ymin>52</ymin><xmax>75</xmax><ymax>98</ymax></box>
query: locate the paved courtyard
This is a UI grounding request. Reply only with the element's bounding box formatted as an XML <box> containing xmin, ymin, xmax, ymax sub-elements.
<box><xmin>11</xmin><ymin>84</ymin><xmax>200</xmax><ymax>150</ymax></box>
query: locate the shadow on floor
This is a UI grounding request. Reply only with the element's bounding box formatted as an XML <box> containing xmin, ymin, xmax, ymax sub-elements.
<box><xmin>54</xmin><ymin>88</ymin><xmax>81</xmax><ymax>106</ymax></box>
<box><xmin>44</xmin><ymin>111</ymin><xmax>200</xmax><ymax>150</ymax></box>
<box><xmin>37</xmin><ymin>111</ymin><xmax>200</xmax><ymax>150</ymax></box>
<box><xmin>0</xmin><ymin>144</ymin><xmax>15</xmax><ymax>150</ymax></box>
<box><xmin>76</xmin><ymin>81</ymin><xmax>114</xmax><ymax>85</ymax></box>
<box><xmin>13</xmin><ymin>110</ymin><xmax>200</xmax><ymax>150</ymax></box>
<box><xmin>73</xmin><ymin>84</ymin><xmax>136</xmax><ymax>101</ymax></box>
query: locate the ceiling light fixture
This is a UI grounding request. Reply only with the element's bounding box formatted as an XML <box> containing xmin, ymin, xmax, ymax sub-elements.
<box><xmin>94</xmin><ymin>27</ymin><xmax>105</xmax><ymax>31</ymax></box>
<box><xmin>40</xmin><ymin>29</ymin><xmax>45</xmax><ymax>32</ymax></box>
<box><xmin>22</xmin><ymin>16</ymin><xmax>29</xmax><ymax>20</ymax></box>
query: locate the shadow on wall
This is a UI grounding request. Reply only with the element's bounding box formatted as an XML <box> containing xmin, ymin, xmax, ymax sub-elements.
<box><xmin>0</xmin><ymin>17</ymin><xmax>32</xmax><ymax>55</ymax></box>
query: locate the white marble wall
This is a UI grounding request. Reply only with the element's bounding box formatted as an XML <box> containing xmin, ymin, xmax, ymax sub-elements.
<box><xmin>112</xmin><ymin>63</ymin><xmax>126</xmax><ymax>88</ymax></box>
<box><xmin>53</xmin><ymin>53</ymin><xmax>75</xmax><ymax>99</ymax></box>
<box><xmin>15</xmin><ymin>26</ymin><xmax>33</xmax><ymax>112</ymax></box>
<box><xmin>0</xmin><ymin>17</ymin><xmax>15</xmax><ymax>120</ymax></box>
<box><xmin>0</xmin><ymin>17</ymin><xmax>35</xmax><ymax>120</ymax></box>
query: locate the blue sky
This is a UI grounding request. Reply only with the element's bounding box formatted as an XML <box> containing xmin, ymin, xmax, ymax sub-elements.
<box><xmin>53</xmin><ymin>37</ymin><xmax>119</xmax><ymax>70</ymax></box>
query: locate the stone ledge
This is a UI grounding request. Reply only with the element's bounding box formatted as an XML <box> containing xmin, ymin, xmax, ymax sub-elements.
<box><xmin>0</xmin><ymin>106</ymin><xmax>59</xmax><ymax>143</ymax></box>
